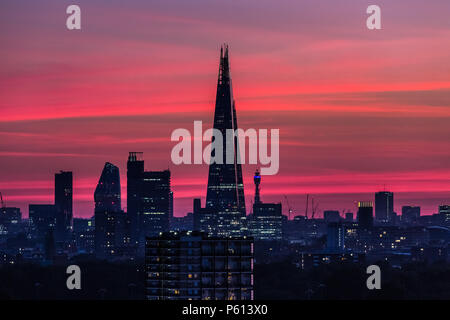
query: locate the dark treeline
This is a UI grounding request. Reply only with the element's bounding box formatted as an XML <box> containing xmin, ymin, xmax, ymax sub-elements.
<box><xmin>1</xmin><ymin>258</ymin><xmax>449</xmax><ymax>300</ymax></box>
<box><xmin>254</xmin><ymin>259</ymin><xmax>450</xmax><ymax>300</ymax></box>
<box><xmin>0</xmin><ymin>256</ymin><xmax>145</xmax><ymax>300</ymax></box>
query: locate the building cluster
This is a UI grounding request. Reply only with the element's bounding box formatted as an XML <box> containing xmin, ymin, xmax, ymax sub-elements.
<box><xmin>1</xmin><ymin>46</ymin><xmax>449</xmax><ymax>300</ymax></box>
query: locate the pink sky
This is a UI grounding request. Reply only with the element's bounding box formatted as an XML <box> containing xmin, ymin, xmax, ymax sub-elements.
<box><xmin>0</xmin><ymin>0</ymin><xmax>449</xmax><ymax>218</ymax></box>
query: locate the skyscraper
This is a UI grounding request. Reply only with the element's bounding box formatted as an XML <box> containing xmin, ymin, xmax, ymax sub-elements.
<box><xmin>127</xmin><ymin>152</ymin><xmax>171</xmax><ymax>250</ymax></box>
<box><xmin>55</xmin><ymin>171</ymin><xmax>73</xmax><ymax>242</ymax></box>
<box><xmin>205</xmin><ymin>45</ymin><xmax>246</xmax><ymax>237</ymax></box>
<box><xmin>127</xmin><ymin>152</ymin><xmax>144</xmax><ymax>244</ymax></box>
<box><xmin>375</xmin><ymin>191</ymin><xmax>394</xmax><ymax>222</ymax></box>
<box><xmin>357</xmin><ymin>201</ymin><xmax>374</xmax><ymax>230</ymax></box>
<box><xmin>140</xmin><ymin>170</ymin><xmax>171</xmax><ymax>237</ymax></box>
<box><xmin>254</xmin><ymin>169</ymin><xmax>261</xmax><ymax>205</ymax></box>
<box><xmin>326</xmin><ymin>222</ymin><xmax>345</xmax><ymax>252</ymax></box>
<box><xmin>94</xmin><ymin>162</ymin><xmax>126</xmax><ymax>259</ymax></box>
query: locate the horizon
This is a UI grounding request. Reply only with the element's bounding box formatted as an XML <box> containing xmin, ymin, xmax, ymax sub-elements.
<box><xmin>1</xmin><ymin>0</ymin><xmax>449</xmax><ymax>218</ymax></box>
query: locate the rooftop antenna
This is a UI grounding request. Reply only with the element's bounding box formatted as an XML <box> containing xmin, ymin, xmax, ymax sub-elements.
<box><xmin>305</xmin><ymin>194</ymin><xmax>309</xmax><ymax>219</ymax></box>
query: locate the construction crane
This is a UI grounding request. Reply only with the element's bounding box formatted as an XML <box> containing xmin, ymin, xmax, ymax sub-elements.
<box><xmin>311</xmin><ymin>197</ymin><xmax>319</xmax><ymax>219</ymax></box>
<box><xmin>305</xmin><ymin>194</ymin><xmax>309</xmax><ymax>219</ymax></box>
<box><xmin>283</xmin><ymin>195</ymin><xmax>293</xmax><ymax>220</ymax></box>
<box><xmin>0</xmin><ymin>192</ymin><xmax>4</xmax><ymax>209</ymax></box>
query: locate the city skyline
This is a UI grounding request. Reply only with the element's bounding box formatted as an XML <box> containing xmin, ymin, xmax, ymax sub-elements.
<box><xmin>1</xmin><ymin>0</ymin><xmax>450</xmax><ymax>218</ymax></box>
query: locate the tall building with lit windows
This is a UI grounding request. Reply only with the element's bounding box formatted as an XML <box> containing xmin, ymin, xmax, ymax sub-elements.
<box><xmin>94</xmin><ymin>162</ymin><xmax>128</xmax><ymax>259</ymax></box>
<box><xmin>127</xmin><ymin>152</ymin><xmax>171</xmax><ymax>252</ymax></box>
<box><xmin>205</xmin><ymin>45</ymin><xmax>246</xmax><ymax>237</ymax></box>
<box><xmin>248</xmin><ymin>169</ymin><xmax>283</xmax><ymax>241</ymax></box>
<box><xmin>145</xmin><ymin>231</ymin><xmax>253</xmax><ymax>300</ymax></box>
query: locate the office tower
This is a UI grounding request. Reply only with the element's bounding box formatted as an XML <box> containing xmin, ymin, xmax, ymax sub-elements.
<box><xmin>326</xmin><ymin>222</ymin><xmax>345</xmax><ymax>252</ymax></box>
<box><xmin>375</xmin><ymin>191</ymin><xmax>394</xmax><ymax>222</ymax></box>
<box><xmin>250</xmin><ymin>203</ymin><xmax>282</xmax><ymax>241</ymax></box>
<box><xmin>127</xmin><ymin>152</ymin><xmax>171</xmax><ymax>248</ymax></box>
<box><xmin>94</xmin><ymin>162</ymin><xmax>127</xmax><ymax>259</ymax></box>
<box><xmin>324</xmin><ymin>210</ymin><xmax>341</xmax><ymax>223</ymax></box>
<box><xmin>439</xmin><ymin>205</ymin><xmax>450</xmax><ymax>224</ymax></box>
<box><xmin>249</xmin><ymin>171</ymin><xmax>282</xmax><ymax>241</ymax></box>
<box><xmin>145</xmin><ymin>231</ymin><xmax>253</xmax><ymax>300</ymax></box>
<box><xmin>169</xmin><ymin>191</ymin><xmax>174</xmax><ymax>221</ymax></box>
<box><xmin>390</xmin><ymin>211</ymin><xmax>399</xmax><ymax>226</ymax></box>
<box><xmin>193</xmin><ymin>198</ymin><xmax>202</xmax><ymax>231</ymax></box>
<box><xmin>29</xmin><ymin>204</ymin><xmax>57</xmax><ymax>241</ymax></box>
<box><xmin>141</xmin><ymin>170</ymin><xmax>171</xmax><ymax>236</ymax></box>
<box><xmin>127</xmin><ymin>151</ymin><xmax>144</xmax><ymax>244</ymax></box>
<box><xmin>345</xmin><ymin>212</ymin><xmax>353</xmax><ymax>222</ymax></box>
<box><xmin>0</xmin><ymin>207</ymin><xmax>22</xmax><ymax>236</ymax></box>
<box><xmin>254</xmin><ymin>169</ymin><xmax>261</xmax><ymax>205</ymax></box>
<box><xmin>55</xmin><ymin>171</ymin><xmax>73</xmax><ymax>241</ymax></box>
<box><xmin>402</xmin><ymin>206</ymin><xmax>421</xmax><ymax>223</ymax></box>
<box><xmin>357</xmin><ymin>201</ymin><xmax>373</xmax><ymax>230</ymax></box>
<box><xmin>205</xmin><ymin>45</ymin><xmax>246</xmax><ymax>237</ymax></box>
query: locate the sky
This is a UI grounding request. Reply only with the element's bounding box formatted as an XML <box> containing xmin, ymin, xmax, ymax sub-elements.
<box><xmin>1</xmin><ymin>0</ymin><xmax>449</xmax><ymax>218</ymax></box>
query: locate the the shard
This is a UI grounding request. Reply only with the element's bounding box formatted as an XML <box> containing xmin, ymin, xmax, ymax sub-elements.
<box><xmin>205</xmin><ymin>45</ymin><xmax>246</xmax><ymax>236</ymax></box>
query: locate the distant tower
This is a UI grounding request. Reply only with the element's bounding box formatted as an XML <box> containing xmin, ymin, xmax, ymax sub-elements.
<box><xmin>205</xmin><ymin>45</ymin><xmax>246</xmax><ymax>236</ymax></box>
<box><xmin>375</xmin><ymin>191</ymin><xmax>394</xmax><ymax>222</ymax></box>
<box><xmin>254</xmin><ymin>169</ymin><xmax>261</xmax><ymax>205</ymax></box>
<box><xmin>94</xmin><ymin>162</ymin><xmax>121</xmax><ymax>212</ymax></box>
<box><xmin>127</xmin><ymin>152</ymin><xmax>144</xmax><ymax>244</ymax></box>
<box><xmin>94</xmin><ymin>162</ymin><xmax>122</xmax><ymax>259</ymax></box>
<box><xmin>357</xmin><ymin>201</ymin><xmax>374</xmax><ymax>230</ymax></box>
<box><xmin>55</xmin><ymin>171</ymin><xmax>73</xmax><ymax>242</ymax></box>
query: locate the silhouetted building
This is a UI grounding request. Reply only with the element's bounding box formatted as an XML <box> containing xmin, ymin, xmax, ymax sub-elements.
<box><xmin>0</xmin><ymin>207</ymin><xmax>22</xmax><ymax>236</ymax></box>
<box><xmin>345</xmin><ymin>212</ymin><xmax>353</xmax><ymax>222</ymax></box>
<box><xmin>55</xmin><ymin>171</ymin><xmax>73</xmax><ymax>242</ymax></box>
<box><xmin>250</xmin><ymin>203</ymin><xmax>282</xmax><ymax>241</ymax></box>
<box><xmin>402</xmin><ymin>206</ymin><xmax>420</xmax><ymax>224</ymax></box>
<box><xmin>375</xmin><ymin>191</ymin><xmax>393</xmax><ymax>222</ymax></box>
<box><xmin>44</xmin><ymin>229</ymin><xmax>56</xmax><ymax>261</ymax></box>
<box><xmin>127</xmin><ymin>152</ymin><xmax>171</xmax><ymax>250</ymax></box>
<box><xmin>141</xmin><ymin>170</ymin><xmax>171</xmax><ymax>235</ymax></box>
<box><xmin>170</xmin><ymin>213</ymin><xmax>194</xmax><ymax>232</ymax></box>
<box><xmin>73</xmin><ymin>217</ymin><xmax>95</xmax><ymax>254</ymax></box>
<box><xmin>193</xmin><ymin>198</ymin><xmax>202</xmax><ymax>231</ymax></box>
<box><xmin>439</xmin><ymin>205</ymin><xmax>450</xmax><ymax>224</ymax></box>
<box><xmin>357</xmin><ymin>201</ymin><xmax>373</xmax><ymax>230</ymax></box>
<box><xmin>324</xmin><ymin>210</ymin><xmax>341</xmax><ymax>223</ymax></box>
<box><xmin>327</xmin><ymin>222</ymin><xmax>345</xmax><ymax>252</ymax></box>
<box><xmin>390</xmin><ymin>211</ymin><xmax>399</xmax><ymax>226</ymax></box>
<box><xmin>254</xmin><ymin>169</ymin><xmax>261</xmax><ymax>205</ymax></box>
<box><xmin>127</xmin><ymin>152</ymin><xmax>144</xmax><ymax>244</ymax></box>
<box><xmin>95</xmin><ymin>162</ymin><xmax>128</xmax><ymax>259</ymax></box>
<box><xmin>248</xmin><ymin>170</ymin><xmax>282</xmax><ymax>241</ymax></box>
<box><xmin>205</xmin><ymin>45</ymin><xmax>246</xmax><ymax>237</ymax></box>
<box><xmin>29</xmin><ymin>204</ymin><xmax>57</xmax><ymax>241</ymax></box>
<box><xmin>145</xmin><ymin>231</ymin><xmax>253</xmax><ymax>300</ymax></box>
